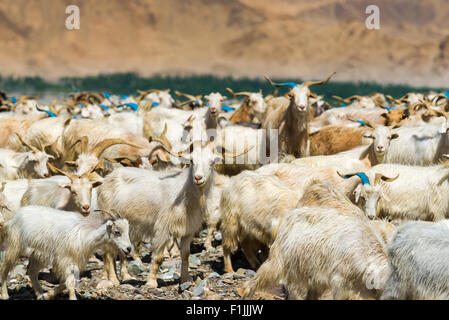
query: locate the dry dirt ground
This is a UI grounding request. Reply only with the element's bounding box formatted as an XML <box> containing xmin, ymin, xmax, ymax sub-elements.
<box><xmin>1</xmin><ymin>229</ymin><xmax>286</xmax><ymax>300</ymax></box>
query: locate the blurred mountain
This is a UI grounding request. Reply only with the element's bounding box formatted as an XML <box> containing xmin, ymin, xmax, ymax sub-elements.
<box><xmin>0</xmin><ymin>0</ymin><xmax>448</xmax><ymax>86</ymax></box>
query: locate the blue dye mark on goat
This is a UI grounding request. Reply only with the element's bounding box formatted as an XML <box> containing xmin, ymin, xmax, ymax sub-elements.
<box><xmin>280</xmin><ymin>82</ymin><xmax>298</xmax><ymax>88</ymax></box>
<box><xmin>221</xmin><ymin>105</ymin><xmax>235</xmax><ymax>112</ymax></box>
<box><xmin>44</xmin><ymin>110</ymin><xmax>57</xmax><ymax>117</ymax></box>
<box><xmin>340</xmin><ymin>172</ymin><xmax>370</xmax><ymax>185</ymax></box>
<box><xmin>124</xmin><ymin>103</ymin><xmax>138</xmax><ymax>111</ymax></box>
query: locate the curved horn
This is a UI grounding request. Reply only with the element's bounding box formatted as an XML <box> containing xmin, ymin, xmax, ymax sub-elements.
<box><xmin>222</xmin><ymin>145</ymin><xmax>254</xmax><ymax>159</ymax></box>
<box><xmin>149</xmin><ymin>136</ymin><xmax>182</xmax><ymax>158</ymax></box>
<box><xmin>91</xmin><ymin>139</ymin><xmax>144</xmax><ymax>158</ymax></box>
<box><xmin>175</xmin><ymin>91</ymin><xmax>198</xmax><ymax>101</ymax></box>
<box><xmin>226</xmin><ymin>88</ymin><xmax>252</xmax><ymax>97</ymax></box>
<box><xmin>385</xmin><ymin>95</ymin><xmax>402</xmax><ymax>105</ymax></box>
<box><xmin>362</xmin><ymin>119</ymin><xmax>377</xmax><ymax>129</ymax></box>
<box><xmin>264</xmin><ymin>76</ymin><xmax>297</xmax><ymax>89</ymax></box>
<box><xmin>47</xmin><ymin>162</ymin><xmax>78</xmax><ymax>181</ymax></box>
<box><xmin>94</xmin><ymin>209</ymin><xmax>120</xmax><ymax>220</ymax></box>
<box><xmin>81</xmin><ymin>159</ymin><xmax>104</xmax><ymax>178</ymax></box>
<box><xmin>14</xmin><ymin>133</ymin><xmax>38</xmax><ymax>152</ymax></box>
<box><xmin>158</xmin><ymin>122</ymin><xmax>172</xmax><ymax>150</ymax></box>
<box><xmin>302</xmin><ymin>71</ymin><xmax>336</xmax><ymax>87</ymax></box>
<box><xmin>71</xmin><ymin>136</ymin><xmax>89</xmax><ymax>155</ymax></box>
<box><xmin>337</xmin><ymin>171</ymin><xmax>371</xmax><ymax>185</ymax></box>
<box><xmin>374</xmin><ymin>173</ymin><xmax>399</xmax><ymax>185</ymax></box>
<box><xmin>332</xmin><ymin>95</ymin><xmax>361</xmax><ymax>104</ymax></box>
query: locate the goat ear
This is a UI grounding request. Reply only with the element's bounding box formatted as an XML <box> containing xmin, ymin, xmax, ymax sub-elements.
<box><xmin>363</xmin><ymin>131</ymin><xmax>373</xmax><ymax>139</ymax></box>
<box><xmin>106</xmin><ymin>220</ymin><xmax>114</xmax><ymax>233</ymax></box>
<box><xmin>92</xmin><ymin>180</ymin><xmax>103</xmax><ymax>188</ymax></box>
<box><xmin>390</xmin><ymin>133</ymin><xmax>399</xmax><ymax>140</ymax></box>
<box><xmin>353</xmin><ymin>185</ymin><xmax>362</xmax><ymax>203</ymax></box>
<box><xmin>59</xmin><ymin>183</ymin><xmax>71</xmax><ymax>190</ymax></box>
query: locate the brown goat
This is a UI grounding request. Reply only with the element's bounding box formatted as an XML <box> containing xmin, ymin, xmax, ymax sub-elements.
<box><xmin>309</xmin><ymin>125</ymin><xmax>371</xmax><ymax>156</ymax></box>
<box><xmin>263</xmin><ymin>73</ymin><xmax>335</xmax><ymax>158</ymax></box>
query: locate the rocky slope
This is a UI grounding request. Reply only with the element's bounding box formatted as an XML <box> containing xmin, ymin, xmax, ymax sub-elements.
<box><xmin>0</xmin><ymin>0</ymin><xmax>448</xmax><ymax>86</ymax></box>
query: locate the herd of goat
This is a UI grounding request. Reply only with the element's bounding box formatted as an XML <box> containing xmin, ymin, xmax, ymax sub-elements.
<box><xmin>0</xmin><ymin>72</ymin><xmax>449</xmax><ymax>300</ymax></box>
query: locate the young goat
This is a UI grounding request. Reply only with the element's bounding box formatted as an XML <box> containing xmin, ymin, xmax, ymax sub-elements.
<box><xmin>0</xmin><ymin>206</ymin><xmax>131</xmax><ymax>300</ymax></box>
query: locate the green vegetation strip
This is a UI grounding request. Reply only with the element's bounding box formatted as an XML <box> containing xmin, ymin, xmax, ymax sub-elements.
<box><xmin>0</xmin><ymin>73</ymin><xmax>446</xmax><ymax>107</ymax></box>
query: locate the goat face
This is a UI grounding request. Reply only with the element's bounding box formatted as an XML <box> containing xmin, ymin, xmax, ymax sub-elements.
<box><xmin>65</xmin><ymin>176</ymin><xmax>102</xmax><ymax>215</ymax></box>
<box><xmin>353</xmin><ymin>174</ymin><xmax>397</xmax><ymax>219</ymax></box>
<box><xmin>205</xmin><ymin>93</ymin><xmax>226</xmax><ymax>117</ymax></box>
<box><xmin>363</xmin><ymin>126</ymin><xmax>399</xmax><ymax>161</ymax></box>
<box><xmin>353</xmin><ymin>183</ymin><xmax>383</xmax><ymax>219</ymax></box>
<box><xmin>106</xmin><ymin>218</ymin><xmax>132</xmax><ymax>255</ymax></box>
<box><xmin>248</xmin><ymin>93</ymin><xmax>267</xmax><ymax>119</ymax></box>
<box><xmin>158</xmin><ymin>91</ymin><xmax>175</xmax><ymax>108</ymax></box>
<box><xmin>17</xmin><ymin>100</ymin><xmax>39</xmax><ymax>115</ymax></box>
<box><xmin>189</xmin><ymin>143</ymin><xmax>220</xmax><ymax>187</ymax></box>
<box><xmin>286</xmin><ymin>85</ymin><xmax>310</xmax><ymax>114</ymax></box>
<box><xmin>28</xmin><ymin>151</ymin><xmax>52</xmax><ymax>178</ymax></box>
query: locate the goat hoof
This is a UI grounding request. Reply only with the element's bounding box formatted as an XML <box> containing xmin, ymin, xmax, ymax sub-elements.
<box><xmin>145</xmin><ymin>279</ymin><xmax>158</xmax><ymax>288</ymax></box>
<box><xmin>0</xmin><ymin>294</ymin><xmax>9</xmax><ymax>300</ymax></box>
<box><xmin>121</xmin><ymin>274</ymin><xmax>134</xmax><ymax>282</ymax></box>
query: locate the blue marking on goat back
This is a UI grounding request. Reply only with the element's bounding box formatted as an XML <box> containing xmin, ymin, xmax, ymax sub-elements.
<box><xmin>120</xmin><ymin>94</ymin><xmax>129</xmax><ymax>100</ymax></box>
<box><xmin>151</xmin><ymin>102</ymin><xmax>159</xmax><ymax>107</ymax></box>
<box><xmin>281</xmin><ymin>82</ymin><xmax>298</xmax><ymax>88</ymax></box>
<box><xmin>356</xmin><ymin>120</ymin><xmax>366</xmax><ymax>126</ymax></box>
<box><xmin>355</xmin><ymin>172</ymin><xmax>370</xmax><ymax>185</ymax></box>
<box><xmin>102</xmin><ymin>92</ymin><xmax>111</xmax><ymax>99</ymax></box>
<box><xmin>79</xmin><ymin>104</ymin><xmax>85</xmax><ymax>108</ymax></box>
<box><xmin>124</xmin><ymin>103</ymin><xmax>138</xmax><ymax>111</ymax></box>
<box><xmin>10</xmin><ymin>96</ymin><xmax>17</xmax><ymax>103</ymax></box>
<box><xmin>44</xmin><ymin>110</ymin><xmax>57</xmax><ymax>117</ymax></box>
<box><xmin>385</xmin><ymin>105</ymin><xmax>394</xmax><ymax>111</ymax></box>
<box><xmin>221</xmin><ymin>105</ymin><xmax>235</xmax><ymax>112</ymax></box>
<box><xmin>100</xmin><ymin>104</ymin><xmax>109</xmax><ymax>110</ymax></box>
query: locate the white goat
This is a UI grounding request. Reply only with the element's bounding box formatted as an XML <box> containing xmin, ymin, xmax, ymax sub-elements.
<box><xmin>96</xmin><ymin>140</ymin><xmax>248</xmax><ymax>287</ymax></box>
<box><xmin>0</xmin><ymin>206</ymin><xmax>131</xmax><ymax>300</ymax></box>
<box><xmin>242</xmin><ymin>206</ymin><xmax>390</xmax><ymax>300</ymax></box>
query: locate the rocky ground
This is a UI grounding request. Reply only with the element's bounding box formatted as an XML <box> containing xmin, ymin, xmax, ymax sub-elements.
<box><xmin>0</xmin><ymin>229</ymin><xmax>286</xmax><ymax>300</ymax></box>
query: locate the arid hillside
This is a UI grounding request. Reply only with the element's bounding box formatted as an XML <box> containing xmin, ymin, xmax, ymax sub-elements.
<box><xmin>0</xmin><ymin>0</ymin><xmax>449</xmax><ymax>86</ymax></box>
